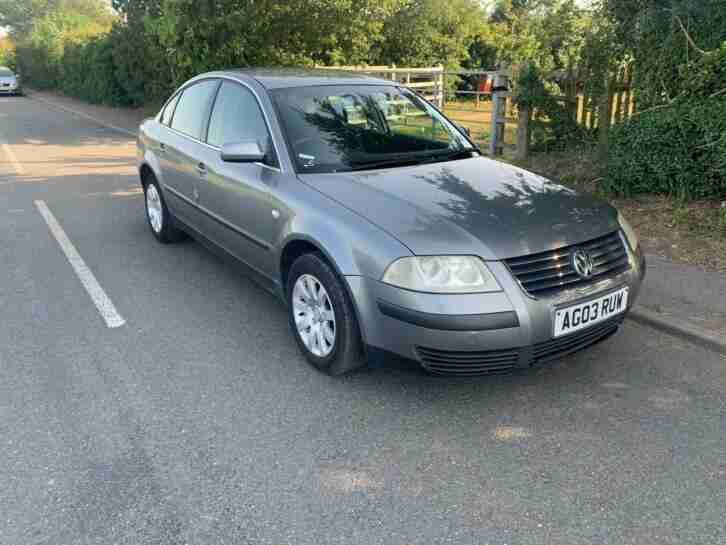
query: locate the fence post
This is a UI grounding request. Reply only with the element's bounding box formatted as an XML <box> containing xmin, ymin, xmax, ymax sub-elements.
<box><xmin>489</xmin><ymin>67</ymin><xmax>508</xmax><ymax>156</ymax></box>
<box><xmin>515</xmin><ymin>106</ymin><xmax>530</xmax><ymax>160</ymax></box>
<box><xmin>597</xmin><ymin>74</ymin><xmax>613</xmax><ymax>161</ymax></box>
<box><xmin>437</xmin><ymin>64</ymin><xmax>445</xmax><ymax>109</ymax></box>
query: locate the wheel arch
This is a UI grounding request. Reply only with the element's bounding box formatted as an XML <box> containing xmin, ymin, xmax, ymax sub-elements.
<box><xmin>139</xmin><ymin>163</ymin><xmax>156</xmax><ymax>188</ymax></box>
<box><xmin>278</xmin><ymin>235</ymin><xmax>371</xmax><ymax>351</ymax></box>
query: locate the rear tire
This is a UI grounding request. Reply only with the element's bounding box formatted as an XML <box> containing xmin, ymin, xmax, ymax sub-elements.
<box><xmin>143</xmin><ymin>174</ymin><xmax>186</xmax><ymax>243</ymax></box>
<box><xmin>287</xmin><ymin>253</ymin><xmax>364</xmax><ymax>376</ymax></box>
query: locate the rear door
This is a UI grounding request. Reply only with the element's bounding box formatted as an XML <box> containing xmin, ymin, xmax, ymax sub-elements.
<box><xmin>198</xmin><ymin>80</ymin><xmax>285</xmax><ymax>277</ymax></box>
<box><xmin>158</xmin><ymin>79</ymin><xmax>220</xmax><ymax>231</ymax></box>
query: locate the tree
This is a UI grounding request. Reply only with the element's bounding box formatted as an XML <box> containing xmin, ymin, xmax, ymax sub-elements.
<box><xmin>0</xmin><ymin>35</ymin><xmax>15</xmax><ymax>67</ymax></box>
<box><xmin>375</xmin><ymin>0</ymin><xmax>488</xmax><ymax>68</ymax></box>
<box><xmin>603</xmin><ymin>0</ymin><xmax>726</xmax><ymax>106</ymax></box>
<box><xmin>0</xmin><ymin>0</ymin><xmax>111</xmax><ymax>35</ymax></box>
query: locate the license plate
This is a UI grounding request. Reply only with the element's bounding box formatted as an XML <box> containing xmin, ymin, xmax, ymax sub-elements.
<box><xmin>554</xmin><ymin>287</ymin><xmax>629</xmax><ymax>338</ymax></box>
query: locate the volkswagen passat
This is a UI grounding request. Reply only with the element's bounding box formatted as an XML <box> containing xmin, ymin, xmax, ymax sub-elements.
<box><xmin>137</xmin><ymin>69</ymin><xmax>645</xmax><ymax>376</ymax></box>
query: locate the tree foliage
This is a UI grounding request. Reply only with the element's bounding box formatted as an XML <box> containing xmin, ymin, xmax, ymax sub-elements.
<box><xmin>0</xmin><ymin>36</ymin><xmax>15</xmax><ymax>68</ymax></box>
<box><xmin>604</xmin><ymin>0</ymin><xmax>726</xmax><ymax>107</ymax></box>
<box><xmin>376</xmin><ymin>0</ymin><xmax>487</xmax><ymax>69</ymax></box>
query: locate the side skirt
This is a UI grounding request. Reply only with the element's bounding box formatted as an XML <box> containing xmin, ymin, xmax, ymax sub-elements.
<box><xmin>173</xmin><ymin>216</ymin><xmax>285</xmax><ymax>302</ymax></box>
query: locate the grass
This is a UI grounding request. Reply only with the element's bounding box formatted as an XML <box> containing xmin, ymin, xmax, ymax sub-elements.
<box><xmin>442</xmin><ymin>99</ymin><xmax>518</xmax><ymax>149</ymax></box>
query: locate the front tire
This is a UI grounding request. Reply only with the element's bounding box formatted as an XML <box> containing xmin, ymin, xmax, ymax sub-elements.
<box><xmin>287</xmin><ymin>253</ymin><xmax>364</xmax><ymax>376</ymax></box>
<box><xmin>143</xmin><ymin>175</ymin><xmax>185</xmax><ymax>243</ymax></box>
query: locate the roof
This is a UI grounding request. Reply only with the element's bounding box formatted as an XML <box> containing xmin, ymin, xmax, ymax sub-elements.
<box><xmin>210</xmin><ymin>67</ymin><xmax>395</xmax><ymax>89</ymax></box>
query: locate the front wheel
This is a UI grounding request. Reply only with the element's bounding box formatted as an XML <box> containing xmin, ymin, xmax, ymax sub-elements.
<box><xmin>143</xmin><ymin>175</ymin><xmax>185</xmax><ymax>243</ymax></box>
<box><xmin>287</xmin><ymin>253</ymin><xmax>364</xmax><ymax>376</ymax></box>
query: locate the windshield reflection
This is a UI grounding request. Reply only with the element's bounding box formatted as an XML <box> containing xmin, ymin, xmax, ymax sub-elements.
<box><xmin>272</xmin><ymin>85</ymin><xmax>473</xmax><ymax>173</ymax></box>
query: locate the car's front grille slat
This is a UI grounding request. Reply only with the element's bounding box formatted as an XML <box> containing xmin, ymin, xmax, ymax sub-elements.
<box><xmin>417</xmin><ymin>346</ymin><xmax>520</xmax><ymax>376</ymax></box>
<box><xmin>533</xmin><ymin>317</ymin><xmax>623</xmax><ymax>363</ymax></box>
<box><xmin>415</xmin><ymin>315</ymin><xmax>623</xmax><ymax>375</ymax></box>
<box><xmin>505</xmin><ymin>231</ymin><xmax>630</xmax><ymax>298</ymax></box>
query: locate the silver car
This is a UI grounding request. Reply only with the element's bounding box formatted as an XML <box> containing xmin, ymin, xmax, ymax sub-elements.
<box><xmin>137</xmin><ymin>68</ymin><xmax>645</xmax><ymax>376</ymax></box>
<box><xmin>0</xmin><ymin>67</ymin><xmax>21</xmax><ymax>95</ymax></box>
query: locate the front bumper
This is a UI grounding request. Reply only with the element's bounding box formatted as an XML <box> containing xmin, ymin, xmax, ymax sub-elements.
<box><xmin>347</xmin><ymin>246</ymin><xmax>646</xmax><ymax>375</ymax></box>
<box><xmin>0</xmin><ymin>86</ymin><xmax>19</xmax><ymax>94</ymax></box>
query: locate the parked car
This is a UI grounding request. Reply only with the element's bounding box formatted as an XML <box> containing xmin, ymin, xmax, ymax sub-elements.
<box><xmin>137</xmin><ymin>68</ymin><xmax>646</xmax><ymax>376</ymax></box>
<box><xmin>0</xmin><ymin>67</ymin><xmax>22</xmax><ymax>95</ymax></box>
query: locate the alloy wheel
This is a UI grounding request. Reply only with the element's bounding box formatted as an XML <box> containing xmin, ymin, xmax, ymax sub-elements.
<box><xmin>292</xmin><ymin>274</ymin><xmax>336</xmax><ymax>357</ymax></box>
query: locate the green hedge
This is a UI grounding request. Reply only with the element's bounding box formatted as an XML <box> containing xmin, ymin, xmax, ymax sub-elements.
<box><xmin>61</xmin><ymin>36</ymin><xmax>129</xmax><ymax>105</ymax></box>
<box><xmin>604</xmin><ymin>98</ymin><xmax>726</xmax><ymax>199</ymax></box>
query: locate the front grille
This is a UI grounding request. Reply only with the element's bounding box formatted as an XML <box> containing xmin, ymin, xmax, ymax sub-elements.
<box><xmin>505</xmin><ymin>231</ymin><xmax>629</xmax><ymax>298</ymax></box>
<box><xmin>416</xmin><ymin>346</ymin><xmax>520</xmax><ymax>376</ymax></box>
<box><xmin>533</xmin><ymin>316</ymin><xmax>623</xmax><ymax>364</ymax></box>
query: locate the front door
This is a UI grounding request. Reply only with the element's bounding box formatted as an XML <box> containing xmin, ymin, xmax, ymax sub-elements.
<box><xmin>198</xmin><ymin>81</ymin><xmax>283</xmax><ymax>278</ymax></box>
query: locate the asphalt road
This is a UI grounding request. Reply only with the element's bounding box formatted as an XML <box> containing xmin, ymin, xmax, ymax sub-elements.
<box><xmin>1</xmin><ymin>95</ymin><xmax>725</xmax><ymax>545</ymax></box>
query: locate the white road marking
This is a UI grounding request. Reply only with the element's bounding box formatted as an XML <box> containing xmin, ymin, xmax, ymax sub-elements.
<box><xmin>0</xmin><ymin>137</ymin><xmax>25</xmax><ymax>175</ymax></box>
<box><xmin>34</xmin><ymin>200</ymin><xmax>126</xmax><ymax>329</ymax></box>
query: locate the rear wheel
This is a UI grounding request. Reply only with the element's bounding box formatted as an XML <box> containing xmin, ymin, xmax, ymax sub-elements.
<box><xmin>287</xmin><ymin>253</ymin><xmax>364</xmax><ymax>376</ymax></box>
<box><xmin>143</xmin><ymin>174</ymin><xmax>185</xmax><ymax>243</ymax></box>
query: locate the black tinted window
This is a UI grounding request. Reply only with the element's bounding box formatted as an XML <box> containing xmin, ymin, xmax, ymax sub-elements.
<box><xmin>170</xmin><ymin>80</ymin><xmax>218</xmax><ymax>139</ymax></box>
<box><xmin>160</xmin><ymin>92</ymin><xmax>180</xmax><ymax>126</ymax></box>
<box><xmin>207</xmin><ymin>82</ymin><xmax>269</xmax><ymax>148</ymax></box>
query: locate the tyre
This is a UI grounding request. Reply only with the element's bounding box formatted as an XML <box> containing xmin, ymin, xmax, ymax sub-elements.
<box><xmin>143</xmin><ymin>174</ymin><xmax>185</xmax><ymax>243</ymax></box>
<box><xmin>287</xmin><ymin>252</ymin><xmax>364</xmax><ymax>376</ymax></box>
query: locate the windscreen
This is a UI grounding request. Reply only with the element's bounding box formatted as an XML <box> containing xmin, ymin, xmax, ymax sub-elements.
<box><xmin>271</xmin><ymin>85</ymin><xmax>474</xmax><ymax>173</ymax></box>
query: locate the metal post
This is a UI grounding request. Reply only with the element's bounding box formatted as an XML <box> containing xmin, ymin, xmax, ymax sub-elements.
<box><xmin>489</xmin><ymin>68</ymin><xmax>508</xmax><ymax>156</ymax></box>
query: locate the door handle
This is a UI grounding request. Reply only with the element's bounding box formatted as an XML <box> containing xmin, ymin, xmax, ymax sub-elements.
<box><xmin>197</xmin><ymin>162</ymin><xmax>207</xmax><ymax>176</ymax></box>
<box><xmin>158</xmin><ymin>142</ymin><xmax>166</xmax><ymax>153</ymax></box>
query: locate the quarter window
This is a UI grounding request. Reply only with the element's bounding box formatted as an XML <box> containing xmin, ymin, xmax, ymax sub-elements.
<box><xmin>170</xmin><ymin>80</ymin><xmax>219</xmax><ymax>140</ymax></box>
<box><xmin>160</xmin><ymin>92</ymin><xmax>181</xmax><ymax>126</ymax></box>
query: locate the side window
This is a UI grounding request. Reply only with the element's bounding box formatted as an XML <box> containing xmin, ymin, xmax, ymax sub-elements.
<box><xmin>170</xmin><ymin>79</ymin><xmax>219</xmax><ymax>140</ymax></box>
<box><xmin>207</xmin><ymin>82</ymin><xmax>271</xmax><ymax>152</ymax></box>
<box><xmin>160</xmin><ymin>92</ymin><xmax>181</xmax><ymax>126</ymax></box>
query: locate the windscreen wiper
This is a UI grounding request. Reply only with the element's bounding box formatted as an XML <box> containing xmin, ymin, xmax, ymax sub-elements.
<box><xmin>348</xmin><ymin>157</ymin><xmax>425</xmax><ymax>171</ymax></box>
<box><xmin>418</xmin><ymin>148</ymin><xmax>476</xmax><ymax>165</ymax></box>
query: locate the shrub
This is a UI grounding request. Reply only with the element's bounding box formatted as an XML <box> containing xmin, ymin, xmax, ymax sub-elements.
<box><xmin>61</xmin><ymin>35</ymin><xmax>129</xmax><ymax>105</ymax></box>
<box><xmin>604</xmin><ymin>98</ymin><xmax>726</xmax><ymax>199</ymax></box>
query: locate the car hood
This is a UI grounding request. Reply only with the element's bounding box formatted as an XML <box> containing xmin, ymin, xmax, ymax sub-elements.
<box><xmin>0</xmin><ymin>76</ymin><xmax>16</xmax><ymax>84</ymax></box>
<box><xmin>298</xmin><ymin>157</ymin><xmax>619</xmax><ymax>260</ymax></box>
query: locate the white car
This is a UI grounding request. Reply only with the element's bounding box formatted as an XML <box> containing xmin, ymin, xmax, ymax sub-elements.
<box><xmin>0</xmin><ymin>67</ymin><xmax>22</xmax><ymax>96</ymax></box>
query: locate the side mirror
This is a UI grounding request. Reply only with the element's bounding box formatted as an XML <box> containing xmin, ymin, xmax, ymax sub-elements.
<box><xmin>220</xmin><ymin>140</ymin><xmax>266</xmax><ymax>163</ymax></box>
<box><xmin>454</xmin><ymin>122</ymin><xmax>471</xmax><ymax>137</ymax></box>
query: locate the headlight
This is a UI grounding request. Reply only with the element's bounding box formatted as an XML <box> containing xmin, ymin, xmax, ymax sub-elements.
<box><xmin>618</xmin><ymin>211</ymin><xmax>639</xmax><ymax>251</ymax></box>
<box><xmin>382</xmin><ymin>256</ymin><xmax>502</xmax><ymax>294</ymax></box>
